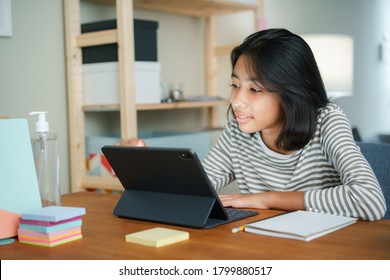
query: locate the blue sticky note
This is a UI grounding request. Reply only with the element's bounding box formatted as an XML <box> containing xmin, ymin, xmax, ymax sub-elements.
<box><xmin>19</xmin><ymin>219</ymin><xmax>83</xmax><ymax>233</ymax></box>
<box><xmin>0</xmin><ymin>119</ymin><xmax>42</xmax><ymax>214</ymax></box>
<box><xmin>21</xmin><ymin>206</ymin><xmax>86</xmax><ymax>222</ymax></box>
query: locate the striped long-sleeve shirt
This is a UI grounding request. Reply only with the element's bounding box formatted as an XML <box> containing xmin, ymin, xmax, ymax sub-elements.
<box><xmin>202</xmin><ymin>103</ymin><xmax>386</xmax><ymax>220</ymax></box>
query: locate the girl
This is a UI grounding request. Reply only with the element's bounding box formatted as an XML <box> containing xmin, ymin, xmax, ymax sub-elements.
<box><xmin>122</xmin><ymin>28</ymin><xmax>386</xmax><ymax>221</ymax></box>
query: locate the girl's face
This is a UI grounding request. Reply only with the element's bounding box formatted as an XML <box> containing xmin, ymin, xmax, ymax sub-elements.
<box><xmin>230</xmin><ymin>55</ymin><xmax>283</xmax><ymax>139</ymax></box>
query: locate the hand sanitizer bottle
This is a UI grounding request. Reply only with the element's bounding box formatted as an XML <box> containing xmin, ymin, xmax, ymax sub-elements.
<box><xmin>30</xmin><ymin>111</ymin><xmax>61</xmax><ymax>207</ymax></box>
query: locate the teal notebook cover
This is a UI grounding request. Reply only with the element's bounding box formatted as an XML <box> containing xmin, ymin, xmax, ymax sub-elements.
<box><xmin>0</xmin><ymin>119</ymin><xmax>42</xmax><ymax>214</ymax></box>
<box><xmin>19</xmin><ymin>219</ymin><xmax>83</xmax><ymax>233</ymax></box>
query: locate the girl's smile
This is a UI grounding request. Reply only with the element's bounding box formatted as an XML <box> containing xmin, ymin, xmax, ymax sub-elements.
<box><xmin>234</xmin><ymin>112</ymin><xmax>253</xmax><ymax>124</ymax></box>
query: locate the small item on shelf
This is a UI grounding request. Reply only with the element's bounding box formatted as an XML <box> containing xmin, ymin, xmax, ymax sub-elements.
<box><xmin>184</xmin><ymin>95</ymin><xmax>225</xmax><ymax>102</ymax></box>
<box><xmin>168</xmin><ymin>84</ymin><xmax>185</xmax><ymax>101</ymax></box>
<box><xmin>161</xmin><ymin>97</ymin><xmax>174</xmax><ymax>103</ymax></box>
<box><xmin>81</xmin><ymin>19</ymin><xmax>159</xmax><ymax>63</ymax></box>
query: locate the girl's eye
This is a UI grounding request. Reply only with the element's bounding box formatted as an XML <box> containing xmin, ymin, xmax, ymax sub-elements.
<box><xmin>229</xmin><ymin>83</ymin><xmax>239</xmax><ymax>89</ymax></box>
<box><xmin>251</xmin><ymin>86</ymin><xmax>267</xmax><ymax>94</ymax></box>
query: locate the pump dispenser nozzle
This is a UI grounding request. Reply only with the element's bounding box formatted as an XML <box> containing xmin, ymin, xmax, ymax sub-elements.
<box><xmin>29</xmin><ymin>111</ymin><xmax>49</xmax><ymax>133</ymax></box>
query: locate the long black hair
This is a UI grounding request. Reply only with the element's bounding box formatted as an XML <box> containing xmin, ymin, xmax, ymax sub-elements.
<box><xmin>229</xmin><ymin>28</ymin><xmax>329</xmax><ymax>151</ymax></box>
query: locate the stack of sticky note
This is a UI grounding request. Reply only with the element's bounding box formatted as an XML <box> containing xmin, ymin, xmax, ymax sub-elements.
<box><xmin>125</xmin><ymin>227</ymin><xmax>189</xmax><ymax>248</ymax></box>
<box><xmin>17</xmin><ymin>206</ymin><xmax>86</xmax><ymax>247</ymax></box>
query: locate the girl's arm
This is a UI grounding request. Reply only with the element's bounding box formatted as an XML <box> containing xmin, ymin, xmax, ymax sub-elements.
<box><xmin>220</xmin><ymin>191</ymin><xmax>305</xmax><ymax>210</ymax></box>
<box><xmin>303</xmin><ymin>110</ymin><xmax>386</xmax><ymax>220</ymax></box>
<box><xmin>202</xmin><ymin>123</ymin><xmax>236</xmax><ymax>193</ymax></box>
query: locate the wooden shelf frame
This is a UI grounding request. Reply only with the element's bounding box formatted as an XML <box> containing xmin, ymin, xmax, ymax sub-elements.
<box><xmin>83</xmin><ymin>99</ymin><xmax>228</xmax><ymax>112</ymax></box>
<box><xmin>84</xmin><ymin>0</ymin><xmax>258</xmax><ymax>16</ymax></box>
<box><xmin>64</xmin><ymin>0</ymin><xmax>261</xmax><ymax>192</ymax></box>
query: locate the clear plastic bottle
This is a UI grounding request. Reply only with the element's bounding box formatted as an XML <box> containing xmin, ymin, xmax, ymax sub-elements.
<box><xmin>30</xmin><ymin>111</ymin><xmax>61</xmax><ymax>207</ymax></box>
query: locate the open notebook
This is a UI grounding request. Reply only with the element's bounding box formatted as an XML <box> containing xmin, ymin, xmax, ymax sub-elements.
<box><xmin>244</xmin><ymin>210</ymin><xmax>357</xmax><ymax>241</ymax></box>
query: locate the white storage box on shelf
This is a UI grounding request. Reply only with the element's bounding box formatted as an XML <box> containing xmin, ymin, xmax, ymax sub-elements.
<box><xmin>85</xmin><ymin>130</ymin><xmax>222</xmax><ymax>177</ymax></box>
<box><xmin>83</xmin><ymin>61</ymin><xmax>162</xmax><ymax>105</ymax></box>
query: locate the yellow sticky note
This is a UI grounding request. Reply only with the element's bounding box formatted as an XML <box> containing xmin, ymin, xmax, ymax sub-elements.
<box><xmin>125</xmin><ymin>227</ymin><xmax>189</xmax><ymax>248</ymax></box>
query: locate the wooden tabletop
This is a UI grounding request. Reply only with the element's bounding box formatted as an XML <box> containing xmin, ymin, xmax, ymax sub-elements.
<box><xmin>1</xmin><ymin>192</ymin><xmax>389</xmax><ymax>260</ymax></box>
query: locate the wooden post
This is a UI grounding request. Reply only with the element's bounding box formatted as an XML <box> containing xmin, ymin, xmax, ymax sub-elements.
<box><xmin>255</xmin><ymin>0</ymin><xmax>265</xmax><ymax>30</ymax></box>
<box><xmin>116</xmin><ymin>0</ymin><xmax>137</xmax><ymax>140</ymax></box>
<box><xmin>204</xmin><ymin>15</ymin><xmax>219</xmax><ymax>128</ymax></box>
<box><xmin>63</xmin><ymin>0</ymin><xmax>85</xmax><ymax>192</ymax></box>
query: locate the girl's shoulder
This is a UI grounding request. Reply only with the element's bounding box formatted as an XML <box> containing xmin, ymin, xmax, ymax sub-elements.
<box><xmin>318</xmin><ymin>102</ymin><xmax>344</xmax><ymax>116</ymax></box>
<box><xmin>315</xmin><ymin>102</ymin><xmax>354</xmax><ymax>146</ymax></box>
<box><xmin>317</xmin><ymin>102</ymin><xmax>347</xmax><ymax>124</ymax></box>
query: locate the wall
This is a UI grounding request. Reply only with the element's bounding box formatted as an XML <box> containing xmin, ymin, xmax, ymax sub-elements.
<box><xmin>0</xmin><ymin>0</ymin><xmax>69</xmax><ymax>194</ymax></box>
<box><xmin>263</xmin><ymin>0</ymin><xmax>390</xmax><ymax>142</ymax></box>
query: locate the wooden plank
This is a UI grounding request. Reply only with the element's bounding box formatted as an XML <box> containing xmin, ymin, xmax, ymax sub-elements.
<box><xmin>255</xmin><ymin>0</ymin><xmax>264</xmax><ymax>30</ymax></box>
<box><xmin>137</xmin><ymin>99</ymin><xmax>228</xmax><ymax>110</ymax></box>
<box><xmin>83</xmin><ymin>104</ymin><xmax>120</xmax><ymax>111</ymax></box>
<box><xmin>76</xmin><ymin>29</ymin><xmax>117</xmax><ymax>47</ymax></box>
<box><xmin>204</xmin><ymin>16</ymin><xmax>220</xmax><ymax>128</ymax></box>
<box><xmin>64</xmin><ymin>0</ymin><xmax>86</xmax><ymax>193</ymax></box>
<box><xmin>82</xmin><ymin>175</ymin><xmax>123</xmax><ymax>191</ymax></box>
<box><xmin>82</xmin><ymin>100</ymin><xmax>228</xmax><ymax>112</ymax></box>
<box><xmin>116</xmin><ymin>0</ymin><xmax>137</xmax><ymax>140</ymax></box>
<box><xmin>215</xmin><ymin>44</ymin><xmax>235</xmax><ymax>56</ymax></box>
<box><xmin>83</xmin><ymin>0</ymin><xmax>258</xmax><ymax>16</ymax></box>
<box><xmin>133</xmin><ymin>0</ymin><xmax>257</xmax><ymax>16</ymax></box>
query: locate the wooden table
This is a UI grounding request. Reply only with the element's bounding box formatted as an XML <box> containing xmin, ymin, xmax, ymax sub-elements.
<box><xmin>1</xmin><ymin>192</ymin><xmax>389</xmax><ymax>260</ymax></box>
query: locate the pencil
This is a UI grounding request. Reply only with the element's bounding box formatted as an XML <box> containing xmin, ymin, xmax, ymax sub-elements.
<box><xmin>231</xmin><ymin>225</ymin><xmax>245</xmax><ymax>233</ymax></box>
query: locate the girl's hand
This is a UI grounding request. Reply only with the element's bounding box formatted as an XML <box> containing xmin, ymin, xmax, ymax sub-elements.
<box><xmin>219</xmin><ymin>193</ymin><xmax>270</xmax><ymax>209</ymax></box>
<box><xmin>119</xmin><ymin>137</ymin><xmax>146</xmax><ymax>147</ymax></box>
<box><xmin>219</xmin><ymin>192</ymin><xmax>305</xmax><ymax>211</ymax></box>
